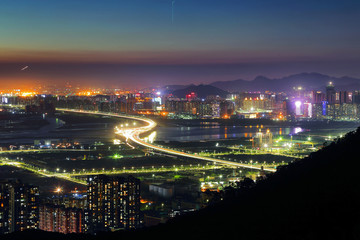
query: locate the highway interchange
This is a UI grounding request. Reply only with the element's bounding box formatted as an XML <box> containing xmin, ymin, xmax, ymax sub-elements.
<box><xmin>1</xmin><ymin>108</ymin><xmax>292</xmax><ymax>186</ymax></box>
<box><xmin>61</xmin><ymin>109</ymin><xmax>277</xmax><ymax>172</ymax></box>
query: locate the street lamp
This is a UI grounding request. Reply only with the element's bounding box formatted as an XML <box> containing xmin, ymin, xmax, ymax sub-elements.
<box><xmin>55</xmin><ymin>187</ymin><xmax>62</xmax><ymax>196</ymax></box>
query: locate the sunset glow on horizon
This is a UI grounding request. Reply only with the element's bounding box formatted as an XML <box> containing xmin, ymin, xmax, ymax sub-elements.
<box><xmin>1</xmin><ymin>0</ymin><xmax>360</xmax><ymax>88</ymax></box>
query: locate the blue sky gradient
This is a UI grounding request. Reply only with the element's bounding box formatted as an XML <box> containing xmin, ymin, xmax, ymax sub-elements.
<box><xmin>0</xmin><ymin>0</ymin><xmax>359</xmax><ymax>88</ymax></box>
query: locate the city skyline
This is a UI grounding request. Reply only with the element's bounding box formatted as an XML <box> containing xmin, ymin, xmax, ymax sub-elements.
<box><xmin>1</xmin><ymin>1</ymin><xmax>360</xmax><ymax>239</ymax></box>
<box><xmin>1</xmin><ymin>0</ymin><xmax>360</xmax><ymax>88</ymax></box>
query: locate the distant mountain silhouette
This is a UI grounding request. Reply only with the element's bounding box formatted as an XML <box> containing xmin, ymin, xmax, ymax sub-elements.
<box><xmin>6</xmin><ymin>125</ymin><xmax>360</xmax><ymax>240</ymax></box>
<box><xmin>159</xmin><ymin>84</ymin><xmax>195</xmax><ymax>95</ymax></box>
<box><xmin>210</xmin><ymin>72</ymin><xmax>360</xmax><ymax>92</ymax></box>
<box><xmin>171</xmin><ymin>84</ymin><xmax>229</xmax><ymax>99</ymax></box>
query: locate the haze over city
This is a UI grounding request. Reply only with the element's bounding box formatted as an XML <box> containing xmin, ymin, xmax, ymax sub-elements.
<box><xmin>2</xmin><ymin>1</ymin><xmax>360</xmax><ymax>239</ymax></box>
<box><xmin>1</xmin><ymin>0</ymin><xmax>360</xmax><ymax>88</ymax></box>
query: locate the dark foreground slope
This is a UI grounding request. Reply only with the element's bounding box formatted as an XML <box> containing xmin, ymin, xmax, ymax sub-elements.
<box><xmin>6</xmin><ymin>127</ymin><xmax>360</xmax><ymax>240</ymax></box>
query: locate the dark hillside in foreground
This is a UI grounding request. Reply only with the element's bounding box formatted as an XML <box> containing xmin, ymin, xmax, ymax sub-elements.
<box><xmin>121</xmin><ymin>126</ymin><xmax>360</xmax><ymax>240</ymax></box>
<box><xmin>5</xmin><ymin>127</ymin><xmax>360</xmax><ymax>240</ymax></box>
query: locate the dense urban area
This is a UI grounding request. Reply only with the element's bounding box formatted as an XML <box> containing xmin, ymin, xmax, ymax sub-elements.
<box><xmin>1</xmin><ymin>78</ymin><xmax>359</xmax><ymax>235</ymax></box>
<box><xmin>2</xmin><ymin>0</ymin><xmax>360</xmax><ymax>239</ymax></box>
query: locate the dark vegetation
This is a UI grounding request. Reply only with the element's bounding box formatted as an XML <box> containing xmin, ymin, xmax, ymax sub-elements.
<box><xmin>5</xmin><ymin>127</ymin><xmax>360</xmax><ymax>240</ymax></box>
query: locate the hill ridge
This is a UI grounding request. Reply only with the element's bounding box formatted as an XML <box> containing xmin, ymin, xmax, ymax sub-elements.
<box><xmin>210</xmin><ymin>72</ymin><xmax>360</xmax><ymax>92</ymax></box>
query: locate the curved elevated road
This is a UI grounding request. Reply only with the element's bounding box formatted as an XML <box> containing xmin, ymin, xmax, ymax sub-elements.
<box><xmin>58</xmin><ymin>109</ymin><xmax>276</xmax><ymax>172</ymax></box>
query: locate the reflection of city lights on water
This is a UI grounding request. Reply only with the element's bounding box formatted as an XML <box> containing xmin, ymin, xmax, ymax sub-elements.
<box><xmin>294</xmin><ymin>127</ymin><xmax>303</xmax><ymax>134</ymax></box>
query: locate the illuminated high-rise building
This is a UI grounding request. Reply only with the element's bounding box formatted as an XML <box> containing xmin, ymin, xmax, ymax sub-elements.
<box><xmin>326</xmin><ymin>82</ymin><xmax>336</xmax><ymax>104</ymax></box>
<box><xmin>0</xmin><ymin>179</ymin><xmax>39</xmax><ymax>234</ymax></box>
<box><xmin>312</xmin><ymin>91</ymin><xmax>325</xmax><ymax>104</ymax></box>
<box><xmin>0</xmin><ymin>181</ymin><xmax>11</xmax><ymax>234</ymax></box>
<box><xmin>85</xmin><ymin>175</ymin><xmax>140</xmax><ymax>233</ymax></box>
<box><xmin>339</xmin><ymin>91</ymin><xmax>351</xmax><ymax>104</ymax></box>
<box><xmin>39</xmin><ymin>204</ymin><xmax>84</xmax><ymax>234</ymax></box>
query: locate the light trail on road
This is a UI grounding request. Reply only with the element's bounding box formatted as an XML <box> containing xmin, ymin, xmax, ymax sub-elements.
<box><xmin>58</xmin><ymin>109</ymin><xmax>276</xmax><ymax>172</ymax></box>
<box><xmin>128</xmin><ymin>132</ymin><xmax>276</xmax><ymax>172</ymax></box>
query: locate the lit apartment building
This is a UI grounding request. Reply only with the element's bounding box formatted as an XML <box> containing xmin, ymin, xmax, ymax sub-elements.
<box><xmin>39</xmin><ymin>204</ymin><xmax>84</xmax><ymax>234</ymax></box>
<box><xmin>85</xmin><ymin>175</ymin><xmax>141</xmax><ymax>233</ymax></box>
<box><xmin>0</xmin><ymin>179</ymin><xmax>39</xmax><ymax>234</ymax></box>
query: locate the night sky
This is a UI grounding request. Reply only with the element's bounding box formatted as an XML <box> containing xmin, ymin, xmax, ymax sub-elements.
<box><xmin>1</xmin><ymin>0</ymin><xmax>359</xmax><ymax>89</ymax></box>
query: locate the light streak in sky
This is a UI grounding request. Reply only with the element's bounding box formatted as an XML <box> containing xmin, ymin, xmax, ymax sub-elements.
<box><xmin>20</xmin><ymin>66</ymin><xmax>29</xmax><ymax>71</ymax></box>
